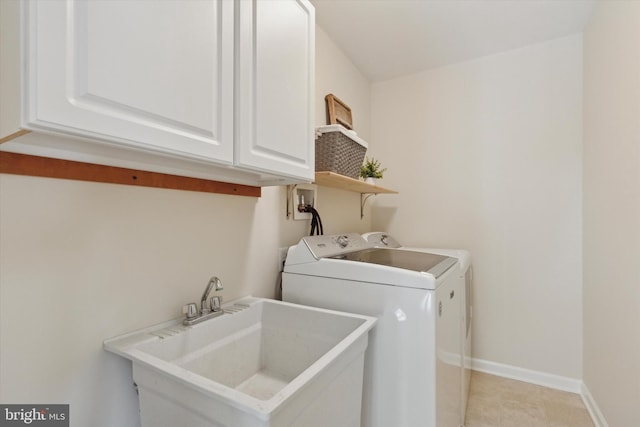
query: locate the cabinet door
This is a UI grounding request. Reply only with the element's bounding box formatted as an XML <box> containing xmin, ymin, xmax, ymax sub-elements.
<box><xmin>236</xmin><ymin>0</ymin><xmax>315</xmax><ymax>181</ymax></box>
<box><xmin>23</xmin><ymin>0</ymin><xmax>234</xmax><ymax>164</ymax></box>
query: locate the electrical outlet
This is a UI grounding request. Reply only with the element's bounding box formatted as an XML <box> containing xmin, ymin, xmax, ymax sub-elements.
<box><xmin>278</xmin><ymin>247</ymin><xmax>289</xmax><ymax>271</ymax></box>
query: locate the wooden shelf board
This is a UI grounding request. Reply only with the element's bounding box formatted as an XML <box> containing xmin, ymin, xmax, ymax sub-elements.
<box><xmin>314</xmin><ymin>171</ymin><xmax>398</xmax><ymax>194</ymax></box>
<box><xmin>0</xmin><ymin>152</ymin><xmax>261</xmax><ymax>197</ymax></box>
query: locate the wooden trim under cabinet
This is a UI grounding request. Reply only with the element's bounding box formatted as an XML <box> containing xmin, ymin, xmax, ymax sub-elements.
<box><xmin>0</xmin><ymin>152</ymin><xmax>261</xmax><ymax>197</ymax></box>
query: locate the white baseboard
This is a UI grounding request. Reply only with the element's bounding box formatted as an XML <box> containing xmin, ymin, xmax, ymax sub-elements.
<box><xmin>471</xmin><ymin>357</ymin><xmax>582</xmax><ymax>393</ymax></box>
<box><xmin>581</xmin><ymin>383</ymin><xmax>609</xmax><ymax>427</ymax></box>
<box><xmin>471</xmin><ymin>358</ymin><xmax>609</xmax><ymax>427</ymax></box>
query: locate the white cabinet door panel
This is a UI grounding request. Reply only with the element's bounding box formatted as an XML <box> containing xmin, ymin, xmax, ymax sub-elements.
<box><xmin>24</xmin><ymin>0</ymin><xmax>233</xmax><ymax>163</ymax></box>
<box><xmin>236</xmin><ymin>0</ymin><xmax>315</xmax><ymax>181</ymax></box>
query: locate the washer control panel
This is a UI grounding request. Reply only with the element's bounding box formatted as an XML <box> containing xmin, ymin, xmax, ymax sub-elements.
<box><xmin>302</xmin><ymin>233</ymin><xmax>373</xmax><ymax>259</ymax></box>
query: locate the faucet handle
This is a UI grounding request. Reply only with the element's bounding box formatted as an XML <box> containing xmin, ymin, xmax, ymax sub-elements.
<box><xmin>183</xmin><ymin>303</ymin><xmax>198</xmax><ymax>320</ymax></box>
<box><xmin>210</xmin><ymin>296</ymin><xmax>222</xmax><ymax>312</ymax></box>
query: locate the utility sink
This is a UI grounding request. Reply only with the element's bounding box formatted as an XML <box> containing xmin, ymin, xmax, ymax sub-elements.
<box><xmin>104</xmin><ymin>297</ymin><xmax>376</xmax><ymax>427</ymax></box>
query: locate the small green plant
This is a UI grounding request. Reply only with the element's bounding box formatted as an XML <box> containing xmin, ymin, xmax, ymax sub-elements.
<box><xmin>360</xmin><ymin>157</ymin><xmax>387</xmax><ymax>179</ymax></box>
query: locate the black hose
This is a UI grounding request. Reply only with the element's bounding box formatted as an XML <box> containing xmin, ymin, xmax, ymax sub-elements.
<box><xmin>301</xmin><ymin>205</ymin><xmax>323</xmax><ymax>235</ymax></box>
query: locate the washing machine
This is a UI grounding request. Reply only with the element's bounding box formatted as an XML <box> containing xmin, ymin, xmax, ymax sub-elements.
<box><xmin>282</xmin><ymin>233</ymin><xmax>465</xmax><ymax>427</ymax></box>
<box><xmin>363</xmin><ymin>232</ymin><xmax>473</xmax><ymax>424</ymax></box>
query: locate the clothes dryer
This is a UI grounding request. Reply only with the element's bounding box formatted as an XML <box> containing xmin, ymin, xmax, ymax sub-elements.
<box><xmin>282</xmin><ymin>233</ymin><xmax>465</xmax><ymax>427</ymax></box>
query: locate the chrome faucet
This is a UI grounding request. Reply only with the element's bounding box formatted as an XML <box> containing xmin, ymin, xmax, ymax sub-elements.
<box><xmin>200</xmin><ymin>276</ymin><xmax>223</xmax><ymax>314</ymax></box>
<box><xmin>183</xmin><ymin>276</ymin><xmax>224</xmax><ymax>326</ymax></box>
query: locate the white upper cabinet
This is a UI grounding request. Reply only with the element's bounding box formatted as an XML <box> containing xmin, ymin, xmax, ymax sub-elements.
<box><xmin>1</xmin><ymin>0</ymin><xmax>314</xmax><ymax>186</ymax></box>
<box><xmin>24</xmin><ymin>0</ymin><xmax>234</xmax><ymax>164</ymax></box>
<box><xmin>236</xmin><ymin>0</ymin><xmax>315</xmax><ymax>181</ymax></box>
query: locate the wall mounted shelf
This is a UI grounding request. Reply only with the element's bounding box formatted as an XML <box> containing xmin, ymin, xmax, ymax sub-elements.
<box><xmin>314</xmin><ymin>171</ymin><xmax>397</xmax><ymax>194</ymax></box>
<box><xmin>314</xmin><ymin>171</ymin><xmax>398</xmax><ymax>218</ymax></box>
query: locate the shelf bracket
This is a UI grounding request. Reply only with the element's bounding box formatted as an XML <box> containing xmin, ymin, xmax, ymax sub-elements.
<box><xmin>360</xmin><ymin>193</ymin><xmax>377</xmax><ymax>219</ymax></box>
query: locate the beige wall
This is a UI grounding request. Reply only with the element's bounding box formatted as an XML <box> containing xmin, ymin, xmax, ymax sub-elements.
<box><xmin>583</xmin><ymin>1</ymin><xmax>640</xmax><ymax>425</ymax></box>
<box><xmin>0</xmin><ymin>24</ymin><xmax>371</xmax><ymax>426</ymax></box>
<box><xmin>314</xmin><ymin>25</ymin><xmax>374</xmax><ymax>230</ymax></box>
<box><xmin>316</xmin><ymin>26</ymin><xmax>371</xmax><ymax>141</ymax></box>
<box><xmin>370</xmin><ymin>35</ymin><xmax>584</xmax><ymax>380</ymax></box>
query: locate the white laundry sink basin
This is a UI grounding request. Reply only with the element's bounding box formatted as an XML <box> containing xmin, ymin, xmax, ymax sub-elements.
<box><xmin>104</xmin><ymin>296</ymin><xmax>376</xmax><ymax>427</ymax></box>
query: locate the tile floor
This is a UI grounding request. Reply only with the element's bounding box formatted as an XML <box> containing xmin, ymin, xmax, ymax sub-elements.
<box><xmin>465</xmin><ymin>371</ymin><xmax>595</xmax><ymax>427</ymax></box>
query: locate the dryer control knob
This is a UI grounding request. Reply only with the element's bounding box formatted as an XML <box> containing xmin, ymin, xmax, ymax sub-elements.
<box><xmin>336</xmin><ymin>235</ymin><xmax>349</xmax><ymax>248</ymax></box>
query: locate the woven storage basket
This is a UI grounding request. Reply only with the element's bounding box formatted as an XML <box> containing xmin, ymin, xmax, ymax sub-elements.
<box><xmin>315</xmin><ymin>125</ymin><xmax>367</xmax><ymax>179</ymax></box>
